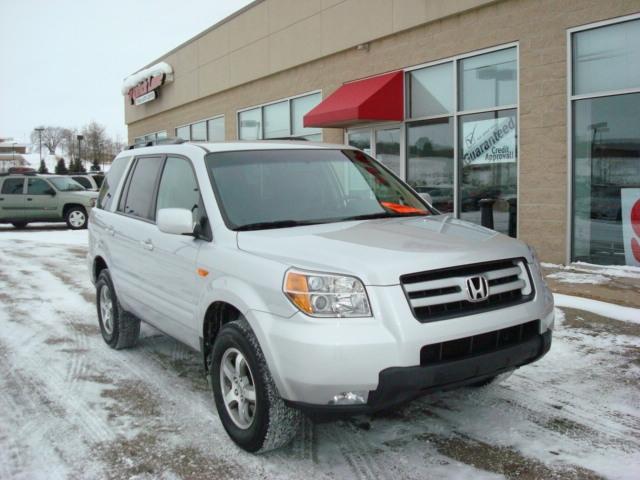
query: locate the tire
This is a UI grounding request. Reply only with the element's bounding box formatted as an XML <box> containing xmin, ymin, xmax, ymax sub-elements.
<box><xmin>11</xmin><ymin>222</ymin><xmax>28</xmax><ymax>229</ymax></box>
<box><xmin>65</xmin><ymin>206</ymin><xmax>88</xmax><ymax>229</ymax></box>
<box><xmin>96</xmin><ymin>269</ymin><xmax>140</xmax><ymax>349</ymax></box>
<box><xmin>211</xmin><ymin>319</ymin><xmax>301</xmax><ymax>453</ymax></box>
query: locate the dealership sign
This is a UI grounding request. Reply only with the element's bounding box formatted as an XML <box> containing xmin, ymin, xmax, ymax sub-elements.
<box><xmin>621</xmin><ymin>188</ymin><xmax>640</xmax><ymax>266</ymax></box>
<box><xmin>121</xmin><ymin>62</ymin><xmax>173</xmax><ymax>106</ymax></box>
<box><xmin>462</xmin><ymin>116</ymin><xmax>516</xmax><ymax>166</ymax></box>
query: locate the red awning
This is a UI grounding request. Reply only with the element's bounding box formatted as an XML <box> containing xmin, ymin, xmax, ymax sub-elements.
<box><xmin>303</xmin><ymin>71</ymin><xmax>404</xmax><ymax>128</ymax></box>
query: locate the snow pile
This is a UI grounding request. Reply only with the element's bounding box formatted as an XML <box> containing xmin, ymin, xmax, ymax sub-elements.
<box><xmin>546</xmin><ymin>271</ymin><xmax>610</xmax><ymax>285</ymax></box>
<box><xmin>121</xmin><ymin>61</ymin><xmax>173</xmax><ymax>95</ymax></box>
<box><xmin>554</xmin><ymin>293</ymin><xmax>640</xmax><ymax>324</ymax></box>
<box><xmin>542</xmin><ymin>261</ymin><xmax>640</xmax><ymax>280</ymax></box>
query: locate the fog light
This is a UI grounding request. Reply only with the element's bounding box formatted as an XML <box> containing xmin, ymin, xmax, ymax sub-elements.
<box><xmin>329</xmin><ymin>392</ymin><xmax>367</xmax><ymax>405</ymax></box>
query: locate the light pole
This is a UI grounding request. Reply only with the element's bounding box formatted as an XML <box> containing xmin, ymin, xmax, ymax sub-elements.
<box><xmin>35</xmin><ymin>127</ymin><xmax>44</xmax><ymax>167</ymax></box>
<box><xmin>77</xmin><ymin>134</ymin><xmax>84</xmax><ymax>172</ymax></box>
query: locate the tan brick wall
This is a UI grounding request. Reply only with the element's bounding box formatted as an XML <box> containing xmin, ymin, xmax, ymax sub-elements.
<box><xmin>127</xmin><ymin>0</ymin><xmax>640</xmax><ymax>264</ymax></box>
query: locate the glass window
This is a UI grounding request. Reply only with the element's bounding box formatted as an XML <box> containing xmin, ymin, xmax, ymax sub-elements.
<box><xmin>176</xmin><ymin>126</ymin><xmax>190</xmax><ymax>141</ymax></box>
<box><xmin>347</xmin><ymin>130</ymin><xmax>371</xmax><ymax>155</ymax></box>
<box><xmin>207</xmin><ymin>117</ymin><xmax>225</xmax><ymax>142</ymax></box>
<box><xmin>120</xmin><ymin>156</ymin><xmax>164</xmax><ymax>220</ymax></box>
<box><xmin>263</xmin><ymin>101</ymin><xmax>290</xmax><ymax>139</ymax></box>
<box><xmin>406</xmin><ymin>118</ymin><xmax>454</xmax><ymax>213</ymax></box>
<box><xmin>156</xmin><ymin>131</ymin><xmax>168</xmax><ymax>140</ymax></box>
<box><xmin>459</xmin><ymin>109</ymin><xmax>517</xmax><ymax>236</ymax></box>
<box><xmin>156</xmin><ymin>156</ymin><xmax>200</xmax><ymax>214</ymax></box>
<box><xmin>573</xmin><ymin>19</ymin><xmax>640</xmax><ymax>96</ymax></box>
<box><xmin>144</xmin><ymin>134</ymin><xmax>155</xmax><ymax>143</ymax></box>
<box><xmin>27</xmin><ymin>178</ymin><xmax>54</xmax><ymax>194</ymax></box>
<box><xmin>134</xmin><ymin>136</ymin><xmax>144</xmax><ymax>144</ymax></box>
<box><xmin>302</xmin><ymin>133</ymin><xmax>322</xmax><ymax>142</ymax></box>
<box><xmin>205</xmin><ymin>149</ymin><xmax>432</xmax><ymax>230</ymax></box>
<box><xmin>1</xmin><ymin>178</ymin><xmax>24</xmax><ymax>194</ymax></box>
<box><xmin>49</xmin><ymin>177</ymin><xmax>85</xmax><ymax>191</ymax></box>
<box><xmin>408</xmin><ymin>62</ymin><xmax>453</xmax><ymax>117</ymax></box>
<box><xmin>291</xmin><ymin>93</ymin><xmax>322</xmax><ymax>137</ymax></box>
<box><xmin>191</xmin><ymin>121</ymin><xmax>207</xmax><ymax>141</ymax></box>
<box><xmin>238</xmin><ymin>108</ymin><xmax>262</xmax><ymax>140</ymax></box>
<box><xmin>572</xmin><ymin>93</ymin><xmax>640</xmax><ymax>264</ymax></box>
<box><xmin>72</xmin><ymin>176</ymin><xmax>92</xmax><ymax>189</ymax></box>
<box><xmin>459</xmin><ymin>48</ymin><xmax>517</xmax><ymax>111</ymax></box>
<box><xmin>98</xmin><ymin>156</ymin><xmax>130</xmax><ymax>210</ymax></box>
<box><xmin>375</xmin><ymin>128</ymin><xmax>401</xmax><ymax>176</ymax></box>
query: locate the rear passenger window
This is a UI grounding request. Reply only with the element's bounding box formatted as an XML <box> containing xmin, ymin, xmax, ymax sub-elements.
<box><xmin>119</xmin><ymin>156</ymin><xmax>163</xmax><ymax>220</ymax></box>
<box><xmin>1</xmin><ymin>178</ymin><xmax>24</xmax><ymax>194</ymax></box>
<box><xmin>98</xmin><ymin>156</ymin><xmax>130</xmax><ymax>210</ymax></box>
<box><xmin>156</xmin><ymin>157</ymin><xmax>200</xmax><ymax>213</ymax></box>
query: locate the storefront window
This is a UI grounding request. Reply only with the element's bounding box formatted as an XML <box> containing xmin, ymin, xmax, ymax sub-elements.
<box><xmin>571</xmin><ymin>18</ymin><xmax>640</xmax><ymax>266</ymax></box>
<box><xmin>191</xmin><ymin>121</ymin><xmax>207</xmax><ymax>141</ymax></box>
<box><xmin>176</xmin><ymin>126</ymin><xmax>190</xmax><ymax>141</ymax></box>
<box><xmin>238</xmin><ymin>92</ymin><xmax>321</xmax><ymax>141</ymax></box>
<box><xmin>573</xmin><ymin>19</ymin><xmax>640</xmax><ymax>96</ymax></box>
<box><xmin>375</xmin><ymin>128</ymin><xmax>401</xmax><ymax>176</ymax></box>
<box><xmin>406</xmin><ymin>118</ymin><xmax>454</xmax><ymax>213</ymax></box>
<box><xmin>408</xmin><ymin>62</ymin><xmax>453</xmax><ymax>118</ymax></box>
<box><xmin>292</xmin><ymin>93</ymin><xmax>322</xmax><ymax>138</ymax></box>
<box><xmin>264</xmin><ymin>101</ymin><xmax>290</xmax><ymax>138</ymax></box>
<box><xmin>239</xmin><ymin>108</ymin><xmax>262</xmax><ymax>140</ymax></box>
<box><xmin>458</xmin><ymin>47</ymin><xmax>517</xmax><ymax>111</ymax></box>
<box><xmin>207</xmin><ymin>117</ymin><xmax>225</xmax><ymax>142</ymax></box>
<box><xmin>459</xmin><ymin>110</ymin><xmax>517</xmax><ymax>235</ymax></box>
<box><xmin>347</xmin><ymin>130</ymin><xmax>371</xmax><ymax>155</ymax></box>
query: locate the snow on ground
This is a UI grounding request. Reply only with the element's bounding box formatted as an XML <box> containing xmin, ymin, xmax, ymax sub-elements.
<box><xmin>542</xmin><ymin>262</ymin><xmax>640</xmax><ymax>281</ymax></box>
<box><xmin>554</xmin><ymin>293</ymin><xmax>640</xmax><ymax>324</ymax></box>
<box><xmin>0</xmin><ymin>228</ymin><xmax>639</xmax><ymax>479</ymax></box>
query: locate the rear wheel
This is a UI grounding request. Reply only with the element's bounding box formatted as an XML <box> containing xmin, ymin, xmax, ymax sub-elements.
<box><xmin>11</xmin><ymin>222</ymin><xmax>28</xmax><ymax>229</ymax></box>
<box><xmin>211</xmin><ymin>319</ymin><xmax>301</xmax><ymax>453</ymax></box>
<box><xmin>96</xmin><ymin>269</ymin><xmax>140</xmax><ymax>349</ymax></box>
<box><xmin>65</xmin><ymin>206</ymin><xmax>87</xmax><ymax>229</ymax></box>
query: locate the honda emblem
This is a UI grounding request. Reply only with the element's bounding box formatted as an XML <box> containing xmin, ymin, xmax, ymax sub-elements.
<box><xmin>465</xmin><ymin>275</ymin><xmax>489</xmax><ymax>302</ymax></box>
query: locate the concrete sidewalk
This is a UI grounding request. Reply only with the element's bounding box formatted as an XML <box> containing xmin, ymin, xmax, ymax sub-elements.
<box><xmin>542</xmin><ymin>262</ymin><xmax>640</xmax><ymax>309</ymax></box>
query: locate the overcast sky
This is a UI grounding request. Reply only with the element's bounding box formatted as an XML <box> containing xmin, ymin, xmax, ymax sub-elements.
<box><xmin>0</xmin><ymin>0</ymin><xmax>252</xmax><ymax>143</ymax></box>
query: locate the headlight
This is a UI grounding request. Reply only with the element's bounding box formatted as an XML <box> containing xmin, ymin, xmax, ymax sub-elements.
<box><xmin>283</xmin><ymin>269</ymin><xmax>371</xmax><ymax>317</ymax></box>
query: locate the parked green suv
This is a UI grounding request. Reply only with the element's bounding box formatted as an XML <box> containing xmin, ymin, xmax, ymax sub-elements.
<box><xmin>0</xmin><ymin>174</ymin><xmax>98</xmax><ymax>229</ymax></box>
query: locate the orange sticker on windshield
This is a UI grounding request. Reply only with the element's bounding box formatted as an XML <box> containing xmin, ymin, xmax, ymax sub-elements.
<box><xmin>381</xmin><ymin>202</ymin><xmax>427</xmax><ymax>214</ymax></box>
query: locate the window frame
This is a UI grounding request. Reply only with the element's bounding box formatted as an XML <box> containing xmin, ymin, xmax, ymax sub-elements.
<box><xmin>134</xmin><ymin>130</ymin><xmax>167</xmax><ymax>144</ymax></box>
<box><xmin>566</xmin><ymin>13</ymin><xmax>640</xmax><ymax>263</ymax></box>
<box><xmin>1</xmin><ymin>177</ymin><xmax>26</xmax><ymax>195</ymax></box>
<box><xmin>236</xmin><ymin>90</ymin><xmax>323</xmax><ymax>141</ymax></box>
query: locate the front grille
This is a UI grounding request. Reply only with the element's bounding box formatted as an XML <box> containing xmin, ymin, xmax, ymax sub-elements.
<box><xmin>401</xmin><ymin>258</ymin><xmax>535</xmax><ymax>323</ymax></box>
<box><xmin>420</xmin><ymin>320</ymin><xmax>540</xmax><ymax>365</ymax></box>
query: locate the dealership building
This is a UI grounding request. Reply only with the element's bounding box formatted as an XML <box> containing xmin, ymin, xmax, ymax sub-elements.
<box><xmin>123</xmin><ymin>0</ymin><xmax>640</xmax><ymax>266</ymax></box>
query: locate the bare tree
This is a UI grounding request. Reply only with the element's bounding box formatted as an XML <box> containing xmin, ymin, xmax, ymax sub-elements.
<box><xmin>30</xmin><ymin>126</ymin><xmax>66</xmax><ymax>154</ymax></box>
<box><xmin>81</xmin><ymin>121</ymin><xmax>108</xmax><ymax>170</ymax></box>
<box><xmin>61</xmin><ymin>128</ymin><xmax>78</xmax><ymax>161</ymax></box>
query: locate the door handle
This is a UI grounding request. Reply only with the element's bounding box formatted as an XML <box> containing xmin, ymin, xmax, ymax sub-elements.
<box><xmin>26</xmin><ymin>198</ymin><xmax>33</xmax><ymax>202</ymax></box>
<box><xmin>106</xmin><ymin>225</ymin><xmax>115</xmax><ymax>236</ymax></box>
<box><xmin>142</xmin><ymin>239</ymin><xmax>154</xmax><ymax>251</ymax></box>
<box><xmin>0</xmin><ymin>198</ymin><xmax>4</xmax><ymax>201</ymax></box>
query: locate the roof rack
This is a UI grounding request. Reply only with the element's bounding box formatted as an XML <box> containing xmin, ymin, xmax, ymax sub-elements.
<box><xmin>127</xmin><ymin>137</ymin><xmax>185</xmax><ymax>150</ymax></box>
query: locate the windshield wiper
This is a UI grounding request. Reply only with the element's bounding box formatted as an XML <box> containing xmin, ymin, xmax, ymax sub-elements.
<box><xmin>341</xmin><ymin>211</ymin><xmax>428</xmax><ymax>221</ymax></box>
<box><xmin>235</xmin><ymin>219</ymin><xmax>321</xmax><ymax>231</ymax></box>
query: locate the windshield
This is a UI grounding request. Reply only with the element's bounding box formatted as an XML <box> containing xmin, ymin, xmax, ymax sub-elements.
<box><xmin>205</xmin><ymin>149</ymin><xmax>435</xmax><ymax>231</ymax></box>
<box><xmin>49</xmin><ymin>177</ymin><xmax>86</xmax><ymax>192</ymax></box>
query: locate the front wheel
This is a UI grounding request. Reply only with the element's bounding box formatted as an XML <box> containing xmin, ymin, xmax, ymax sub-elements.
<box><xmin>96</xmin><ymin>269</ymin><xmax>140</xmax><ymax>349</ymax></box>
<box><xmin>65</xmin><ymin>206</ymin><xmax>87</xmax><ymax>229</ymax></box>
<box><xmin>211</xmin><ymin>319</ymin><xmax>301</xmax><ymax>453</ymax></box>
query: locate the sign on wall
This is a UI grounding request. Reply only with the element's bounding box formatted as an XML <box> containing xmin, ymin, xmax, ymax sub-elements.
<box><xmin>461</xmin><ymin>116</ymin><xmax>516</xmax><ymax>166</ymax></box>
<box><xmin>121</xmin><ymin>62</ymin><xmax>173</xmax><ymax>106</ymax></box>
<box><xmin>621</xmin><ymin>188</ymin><xmax>640</xmax><ymax>266</ymax></box>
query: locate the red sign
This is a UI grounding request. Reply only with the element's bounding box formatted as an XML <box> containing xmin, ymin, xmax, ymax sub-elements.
<box><xmin>127</xmin><ymin>74</ymin><xmax>165</xmax><ymax>105</ymax></box>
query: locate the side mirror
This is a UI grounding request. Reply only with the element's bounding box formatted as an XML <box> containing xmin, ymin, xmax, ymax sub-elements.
<box><xmin>48</xmin><ymin>189</ymin><xmax>56</xmax><ymax>196</ymax></box>
<box><xmin>419</xmin><ymin>192</ymin><xmax>432</xmax><ymax>204</ymax></box>
<box><xmin>157</xmin><ymin>208</ymin><xmax>195</xmax><ymax>236</ymax></box>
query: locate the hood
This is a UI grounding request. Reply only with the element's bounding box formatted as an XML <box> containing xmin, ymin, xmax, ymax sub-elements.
<box><xmin>67</xmin><ymin>190</ymin><xmax>98</xmax><ymax>199</ymax></box>
<box><xmin>237</xmin><ymin>215</ymin><xmax>532</xmax><ymax>285</ymax></box>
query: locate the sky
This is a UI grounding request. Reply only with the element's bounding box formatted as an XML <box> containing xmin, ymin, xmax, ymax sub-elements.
<box><xmin>0</xmin><ymin>0</ymin><xmax>253</xmax><ymax>144</ymax></box>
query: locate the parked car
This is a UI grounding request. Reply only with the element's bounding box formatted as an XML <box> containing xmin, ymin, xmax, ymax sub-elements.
<box><xmin>69</xmin><ymin>173</ymin><xmax>104</xmax><ymax>191</ymax></box>
<box><xmin>88</xmin><ymin>140</ymin><xmax>554</xmax><ymax>453</ymax></box>
<box><xmin>0</xmin><ymin>173</ymin><xmax>98</xmax><ymax>229</ymax></box>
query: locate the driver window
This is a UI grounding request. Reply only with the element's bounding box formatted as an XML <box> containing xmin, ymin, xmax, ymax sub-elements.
<box><xmin>27</xmin><ymin>178</ymin><xmax>53</xmax><ymax>195</ymax></box>
<box><xmin>156</xmin><ymin>156</ymin><xmax>200</xmax><ymax>217</ymax></box>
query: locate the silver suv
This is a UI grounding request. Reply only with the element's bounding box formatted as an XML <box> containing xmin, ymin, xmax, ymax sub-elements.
<box><xmin>88</xmin><ymin>141</ymin><xmax>554</xmax><ymax>453</ymax></box>
<box><xmin>0</xmin><ymin>173</ymin><xmax>97</xmax><ymax>229</ymax></box>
